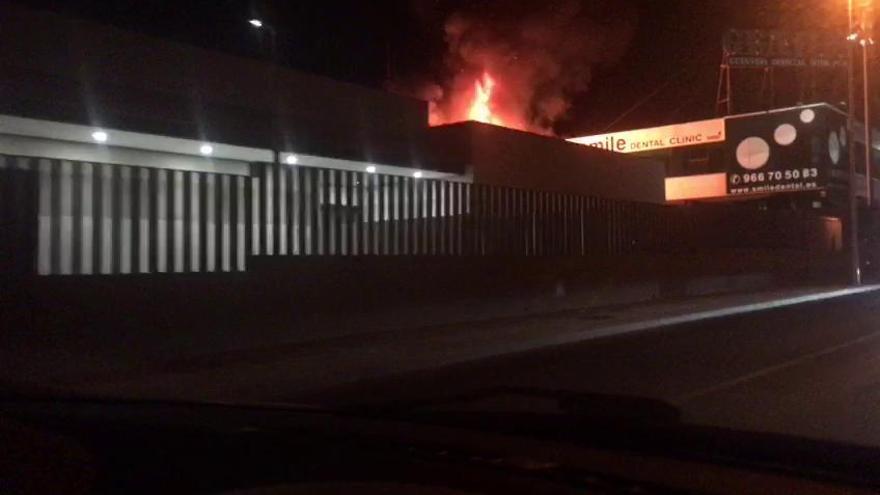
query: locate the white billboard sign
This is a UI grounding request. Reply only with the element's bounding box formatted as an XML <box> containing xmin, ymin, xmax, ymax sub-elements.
<box><xmin>568</xmin><ymin>118</ymin><xmax>726</xmax><ymax>154</ymax></box>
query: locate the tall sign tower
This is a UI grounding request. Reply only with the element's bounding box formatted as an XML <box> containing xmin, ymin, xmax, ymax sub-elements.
<box><xmin>716</xmin><ymin>30</ymin><xmax>848</xmax><ymax>115</ymax></box>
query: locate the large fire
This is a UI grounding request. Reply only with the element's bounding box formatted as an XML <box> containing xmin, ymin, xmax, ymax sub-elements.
<box><xmin>466</xmin><ymin>72</ymin><xmax>503</xmax><ymax>126</ymax></box>
<box><xmin>427</xmin><ymin>70</ymin><xmax>527</xmax><ymax>130</ymax></box>
<box><xmin>414</xmin><ymin>2</ymin><xmax>637</xmax><ymax>136</ymax></box>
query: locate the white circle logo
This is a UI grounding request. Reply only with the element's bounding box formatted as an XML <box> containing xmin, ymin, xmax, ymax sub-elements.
<box><xmin>736</xmin><ymin>137</ymin><xmax>770</xmax><ymax>170</ymax></box>
<box><xmin>774</xmin><ymin>124</ymin><xmax>797</xmax><ymax>145</ymax></box>
<box><xmin>829</xmin><ymin>131</ymin><xmax>841</xmax><ymax>164</ymax></box>
<box><xmin>800</xmin><ymin>109</ymin><xmax>816</xmax><ymax>123</ymax></box>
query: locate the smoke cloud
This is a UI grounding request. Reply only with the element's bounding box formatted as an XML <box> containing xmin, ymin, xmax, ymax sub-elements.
<box><xmin>418</xmin><ymin>0</ymin><xmax>637</xmax><ymax>135</ymax></box>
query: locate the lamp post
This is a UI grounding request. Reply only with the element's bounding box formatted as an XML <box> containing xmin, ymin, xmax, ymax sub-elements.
<box><xmin>859</xmin><ymin>2</ymin><xmax>875</xmax><ymax>206</ymax></box>
<box><xmin>847</xmin><ymin>0</ymin><xmax>862</xmax><ymax>285</ymax></box>
<box><xmin>248</xmin><ymin>18</ymin><xmax>278</xmax><ymax>62</ymax></box>
<box><xmin>248</xmin><ymin>16</ymin><xmax>284</xmax><ymax>256</ymax></box>
<box><xmin>864</xmin><ymin>37</ymin><xmax>873</xmax><ymax>205</ymax></box>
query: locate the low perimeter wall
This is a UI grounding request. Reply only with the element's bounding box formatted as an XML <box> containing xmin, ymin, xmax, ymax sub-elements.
<box><xmin>2</xmin><ymin>249</ymin><xmax>845</xmax><ymax>338</ymax></box>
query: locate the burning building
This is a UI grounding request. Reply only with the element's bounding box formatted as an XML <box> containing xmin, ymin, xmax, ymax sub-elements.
<box><xmin>0</xmin><ymin>4</ymin><xmax>665</xmax><ymax>277</ymax></box>
<box><xmin>415</xmin><ymin>0</ymin><xmax>636</xmax><ymax>135</ymax></box>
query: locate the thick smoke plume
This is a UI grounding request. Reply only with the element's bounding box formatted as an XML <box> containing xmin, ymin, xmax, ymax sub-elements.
<box><xmin>421</xmin><ymin>0</ymin><xmax>636</xmax><ymax>135</ymax></box>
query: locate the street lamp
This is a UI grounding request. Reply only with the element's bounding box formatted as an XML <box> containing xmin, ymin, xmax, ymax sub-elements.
<box><xmin>845</xmin><ymin>0</ymin><xmax>874</xmax><ymax>285</ymax></box>
<box><xmin>247</xmin><ymin>17</ymin><xmax>277</xmax><ymax>61</ymax></box>
<box><xmin>247</xmin><ymin>17</ymin><xmax>283</xmax><ymax>177</ymax></box>
<box><xmin>861</xmin><ymin>35</ymin><xmax>873</xmax><ymax>205</ymax></box>
<box><xmin>848</xmin><ymin>1</ymin><xmax>874</xmax><ymax>204</ymax></box>
<box><xmin>846</xmin><ymin>0</ymin><xmax>862</xmax><ymax>285</ymax></box>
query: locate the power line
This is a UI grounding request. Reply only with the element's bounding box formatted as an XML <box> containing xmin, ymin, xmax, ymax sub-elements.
<box><xmin>598</xmin><ymin>50</ymin><xmax>716</xmax><ymax>132</ymax></box>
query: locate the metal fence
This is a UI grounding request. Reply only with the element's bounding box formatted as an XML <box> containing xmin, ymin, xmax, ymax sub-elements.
<box><xmin>249</xmin><ymin>163</ymin><xmax>471</xmax><ymax>256</ymax></box>
<box><xmin>0</xmin><ymin>155</ymin><xmax>836</xmax><ymax>276</ymax></box>
<box><xmin>248</xmin><ymin>161</ymin><xmax>679</xmax><ymax>258</ymax></box>
<box><xmin>2</xmin><ymin>155</ymin><xmax>249</xmax><ymax>275</ymax></box>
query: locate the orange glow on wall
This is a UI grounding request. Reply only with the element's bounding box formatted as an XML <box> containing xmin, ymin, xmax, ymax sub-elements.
<box><xmin>665</xmin><ymin>173</ymin><xmax>728</xmax><ymax>201</ymax></box>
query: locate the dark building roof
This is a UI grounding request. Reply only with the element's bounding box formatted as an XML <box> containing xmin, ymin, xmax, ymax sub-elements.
<box><xmin>0</xmin><ymin>3</ymin><xmax>428</xmax><ymax>168</ymax></box>
<box><xmin>0</xmin><ymin>5</ymin><xmax>665</xmax><ymax>202</ymax></box>
<box><xmin>421</xmin><ymin>122</ymin><xmax>667</xmax><ymax>203</ymax></box>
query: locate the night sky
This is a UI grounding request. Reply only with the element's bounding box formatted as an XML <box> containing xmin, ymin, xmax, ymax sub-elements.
<box><xmin>8</xmin><ymin>0</ymin><xmax>862</xmax><ymax>135</ymax></box>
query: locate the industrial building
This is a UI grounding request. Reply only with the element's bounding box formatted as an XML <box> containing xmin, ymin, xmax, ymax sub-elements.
<box><xmin>0</xmin><ymin>3</ymin><xmax>664</xmax><ymax>199</ymax></box>
<box><xmin>1</xmin><ymin>5</ymin><xmax>675</xmax><ymax>277</ymax></box>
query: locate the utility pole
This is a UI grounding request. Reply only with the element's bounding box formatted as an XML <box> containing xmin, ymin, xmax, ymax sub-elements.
<box><xmin>847</xmin><ymin>0</ymin><xmax>863</xmax><ymax>285</ymax></box>
<box><xmin>864</xmin><ymin>43</ymin><xmax>873</xmax><ymax>205</ymax></box>
<box><xmin>249</xmin><ymin>17</ymin><xmax>284</xmax><ymax>257</ymax></box>
<box><xmin>860</xmin><ymin>1</ymin><xmax>875</xmax><ymax>205</ymax></box>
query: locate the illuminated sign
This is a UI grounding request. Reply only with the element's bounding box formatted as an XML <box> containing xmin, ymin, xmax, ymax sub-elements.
<box><xmin>723</xmin><ymin>106</ymin><xmax>829</xmax><ymax>196</ymax></box>
<box><xmin>728</xmin><ymin>167</ymin><xmax>821</xmax><ymax>195</ymax></box>
<box><xmin>722</xmin><ymin>29</ymin><xmax>847</xmax><ymax>69</ymax></box>
<box><xmin>568</xmin><ymin>118</ymin><xmax>726</xmax><ymax>154</ymax></box>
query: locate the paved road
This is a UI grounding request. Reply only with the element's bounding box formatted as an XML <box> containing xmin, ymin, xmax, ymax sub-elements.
<box><xmin>298</xmin><ymin>291</ymin><xmax>880</xmax><ymax>447</ymax></box>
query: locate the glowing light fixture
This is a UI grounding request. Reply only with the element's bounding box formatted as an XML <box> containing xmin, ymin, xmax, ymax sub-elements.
<box><xmin>829</xmin><ymin>131</ymin><xmax>842</xmax><ymax>164</ymax></box>
<box><xmin>91</xmin><ymin>130</ymin><xmax>108</xmax><ymax>143</ymax></box>
<box><xmin>412</xmin><ymin>171</ymin><xmax>423</xmax><ymax>178</ymax></box>
<box><xmin>735</xmin><ymin>137</ymin><xmax>770</xmax><ymax>170</ymax></box>
<box><xmin>799</xmin><ymin>109</ymin><xmax>816</xmax><ymax>124</ymax></box>
<box><xmin>285</xmin><ymin>154</ymin><xmax>299</xmax><ymax>165</ymax></box>
<box><xmin>773</xmin><ymin>124</ymin><xmax>797</xmax><ymax>146</ymax></box>
<box><xmin>248</xmin><ymin>19</ymin><xmax>263</xmax><ymax>28</ymax></box>
<box><xmin>199</xmin><ymin>144</ymin><xmax>214</xmax><ymax>156</ymax></box>
<box><xmin>365</xmin><ymin>165</ymin><xmax>377</xmax><ymax>174</ymax></box>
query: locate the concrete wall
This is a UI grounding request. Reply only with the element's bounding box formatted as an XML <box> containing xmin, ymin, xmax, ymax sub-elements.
<box><xmin>0</xmin><ymin>4</ymin><xmax>429</xmax><ymax>169</ymax></box>
<box><xmin>422</xmin><ymin>122</ymin><xmax>667</xmax><ymax>203</ymax></box>
<box><xmin>247</xmin><ymin>250</ymin><xmax>838</xmax><ymax>313</ymax></box>
<box><xmin>7</xmin><ymin>250</ymin><xmax>842</xmax><ymax>341</ymax></box>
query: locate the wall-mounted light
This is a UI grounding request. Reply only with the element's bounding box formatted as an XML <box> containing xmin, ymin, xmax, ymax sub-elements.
<box><xmin>248</xmin><ymin>19</ymin><xmax>263</xmax><ymax>28</ymax></box>
<box><xmin>199</xmin><ymin>144</ymin><xmax>214</xmax><ymax>156</ymax></box>
<box><xmin>91</xmin><ymin>130</ymin><xmax>108</xmax><ymax>143</ymax></box>
<box><xmin>365</xmin><ymin>165</ymin><xmax>377</xmax><ymax>174</ymax></box>
<box><xmin>285</xmin><ymin>154</ymin><xmax>299</xmax><ymax>165</ymax></box>
<box><xmin>412</xmin><ymin>171</ymin><xmax>423</xmax><ymax>178</ymax></box>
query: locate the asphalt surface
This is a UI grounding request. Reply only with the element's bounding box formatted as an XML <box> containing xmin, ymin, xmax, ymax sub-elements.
<box><xmin>299</xmin><ymin>290</ymin><xmax>880</xmax><ymax>447</ymax></box>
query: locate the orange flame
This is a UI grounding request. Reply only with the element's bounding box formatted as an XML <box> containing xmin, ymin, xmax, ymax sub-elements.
<box><xmin>467</xmin><ymin>72</ymin><xmax>503</xmax><ymax>125</ymax></box>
